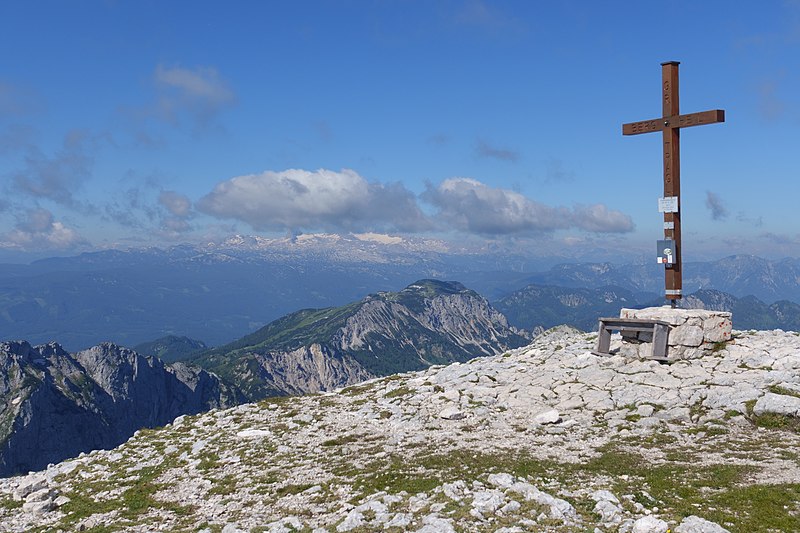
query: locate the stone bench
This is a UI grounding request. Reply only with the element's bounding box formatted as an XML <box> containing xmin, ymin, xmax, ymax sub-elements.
<box><xmin>593</xmin><ymin>317</ymin><xmax>671</xmax><ymax>362</ymax></box>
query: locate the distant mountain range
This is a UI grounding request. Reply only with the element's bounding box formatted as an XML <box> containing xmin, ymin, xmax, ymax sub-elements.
<box><xmin>518</xmin><ymin>255</ymin><xmax>800</xmax><ymax>304</ymax></box>
<box><xmin>494</xmin><ymin>285</ymin><xmax>657</xmax><ymax>332</ymax></box>
<box><xmin>1</xmin><ymin>234</ymin><xmax>800</xmax><ymax>349</ymax></box>
<box><xmin>494</xmin><ymin>284</ymin><xmax>800</xmax><ymax>333</ymax></box>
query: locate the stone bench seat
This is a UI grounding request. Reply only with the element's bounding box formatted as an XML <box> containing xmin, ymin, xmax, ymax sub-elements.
<box><xmin>593</xmin><ymin>317</ymin><xmax>671</xmax><ymax>362</ymax></box>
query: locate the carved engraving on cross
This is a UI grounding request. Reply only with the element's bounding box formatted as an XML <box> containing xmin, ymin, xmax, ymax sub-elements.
<box><xmin>622</xmin><ymin>61</ymin><xmax>725</xmax><ymax>303</ymax></box>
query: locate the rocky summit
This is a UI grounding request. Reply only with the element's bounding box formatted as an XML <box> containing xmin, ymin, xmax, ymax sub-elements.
<box><xmin>2</xmin><ymin>326</ymin><xmax>800</xmax><ymax>532</ymax></box>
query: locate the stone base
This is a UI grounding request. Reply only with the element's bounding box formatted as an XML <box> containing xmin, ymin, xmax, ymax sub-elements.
<box><xmin>616</xmin><ymin>307</ymin><xmax>732</xmax><ymax>360</ymax></box>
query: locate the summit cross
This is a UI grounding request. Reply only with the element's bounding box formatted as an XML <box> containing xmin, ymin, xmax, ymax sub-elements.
<box><xmin>622</xmin><ymin>61</ymin><xmax>725</xmax><ymax>303</ymax></box>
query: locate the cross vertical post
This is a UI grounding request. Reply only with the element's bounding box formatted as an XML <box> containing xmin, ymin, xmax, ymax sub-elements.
<box><xmin>662</xmin><ymin>61</ymin><xmax>681</xmax><ymax>303</ymax></box>
<box><xmin>622</xmin><ymin>61</ymin><xmax>725</xmax><ymax>304</ymax></box>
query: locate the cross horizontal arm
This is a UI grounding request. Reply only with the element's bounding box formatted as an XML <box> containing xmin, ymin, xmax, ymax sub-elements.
<box><xmin>622</xmin><ymin>109</ymin><xmax>725</xmax><ymax>135</ymax></box>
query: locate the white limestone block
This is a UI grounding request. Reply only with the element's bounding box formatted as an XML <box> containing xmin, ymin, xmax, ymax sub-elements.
<box><xmin>632</xmin><ymin>515</ymin><xmax>669</xmax><ymax>533</ymax></box>
<box><xmin>439</xmin><ymin>406</ymin><xmax>466</xmax><ymax>420</ymax></box>
<box><xmin>533</xmin><ymin>409</ymin><xmax>561</xmax><ymax>425</ymax></box>
<box><xmin>670</xmin><ymin>325</ymin><xmax>704</xmax><ymax>347</ymax></box>
<box><xmin>674</xmin><ymin>515</ymin><xmax>731</xmax><ymax>533</ymax></box>
<box><xmin>754</xmin><ymin>392</ymin><xmax>800</xmax><ymax>417</ymax></box>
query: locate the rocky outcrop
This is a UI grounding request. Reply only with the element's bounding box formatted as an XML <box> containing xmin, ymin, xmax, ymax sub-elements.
<box><xmin>0</xmin><ymin>341</ymin><xmax>240</xmax><ymax>477</ymax></box>
<box><xmin>249</xmin><ymin>344</ymin><xmax>373</xmax><ymax>396</ymax></box>
<box><xmin>2</xmin><ymin>326</ymin><xmax>798</xmax><ymax>531</ymax></box>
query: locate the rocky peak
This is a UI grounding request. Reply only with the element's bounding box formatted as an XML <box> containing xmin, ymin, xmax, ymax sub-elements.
<box><xmin>0</xmin><ymin>341</ymin><xmax>238</xmax><ymax>478</ymax></box>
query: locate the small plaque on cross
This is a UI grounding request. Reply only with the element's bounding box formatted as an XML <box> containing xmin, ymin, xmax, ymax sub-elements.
<box><xmin>658</xmin><ymin>196</ymin><xmax>679</xmax><ymax>213</ymax></box>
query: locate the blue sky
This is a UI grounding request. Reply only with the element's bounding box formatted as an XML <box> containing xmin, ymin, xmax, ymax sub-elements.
<box><xmin>1</xmin><ymin>1</ymin><xmax>798</xmax><ymax>263</ymax></box>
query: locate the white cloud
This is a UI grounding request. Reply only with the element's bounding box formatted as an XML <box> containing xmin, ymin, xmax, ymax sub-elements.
<box><xmin>197</xmin><ymin>168</ymin><xmax>432</xmax><ymax>233</ymax></box>
<box><xmin>1</xmin><ymin>208</ymin><xmax>86</xmax><ymax>250</ymax></box>
<box><xmin>423</xmin><ymin>177</ymin><xmax>569</xmax><ymax>233</ymax></box>
<box><xmin>422</xmin><ymin>177</ymin><xmax>634</xmax><ymax>235</ymax></box>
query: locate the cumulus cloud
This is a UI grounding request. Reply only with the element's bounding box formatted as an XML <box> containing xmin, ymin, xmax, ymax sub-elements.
<box><xmin>153</xmin><ymin>64</ymin><xmax>236</xmax><ymax>127</ymax></box>
<box><xmin>422</xmin><ymin>178</ymin><xmax>634</xmax><ymax>235</ymax></box>
<box><xmin>705</xmin><ymin>191</ymin><xmax>729</xmax><ymax>220</ymax></box>
<box><xmin>475</xmin><ymin>139</ymin><xmax>519</xmax><ymax>162</ymax></box>
<box><xmin>197</xmin><ymin>168</ymin><xmax>432</xmax><ymax>233</ymax></box>
<box><xmin>1</xmin><ymin>208</ymin><xmax>86</xmax><ymax>250</ymax></box>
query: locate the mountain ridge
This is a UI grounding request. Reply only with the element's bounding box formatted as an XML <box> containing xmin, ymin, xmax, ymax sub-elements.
<box><xmin>189</xmin><ymin>279</ymin><xmax>530</xmax><ymax>400</ymax></box>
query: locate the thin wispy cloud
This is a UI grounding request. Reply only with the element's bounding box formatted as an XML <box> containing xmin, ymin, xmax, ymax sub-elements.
<box><xmin>758</xmin><ymin>77</ymin><xmax>788</xmax><ymax>121</ymax></box>
<box><xmin>0</xmin><ymin>80</ymin><xmax>40</xmax><ymax>117</ymax></box>
<box><xmin>428</xmin><ymin>133</ymin><xmax>450</xmax><ymax>146</ymax></box>
<box><xmin>475</xmin><ymin>139</ymin><xmax>519</xmax><ymax>162</ymax></box>
<box><xmin>152</xmin><ymin>64</ymin><xmax>236</xmax><ymax>129</ymax></box>
<box><xmin>705</xmin><ymin>191</ymin><xmax>729</xmax><ymax>220</ymax></box>
<box><xmin>159</xmin><ymin>190</ymin><xmax>192</xmax><ymax>218</ymax></box>
<box><xmin>11</xmin><ymin>130</ymin><xmax>95</xmax><ymax>210</ymax></box>
<box><xmin>737</xmin><ymin>211</ymin><xmax>764</xmax><ymax>227</ymax></box>
<box><xmin>158</xmin><ymin>190</ymin><xmax>194</xmax><ymax>235</ymax></box>
<box><xmin>454</xmin><ymin>0</ymin><xmax>525</xmax><ymax>34</ymax></box>
<box><xmin>544</xmin><ymin>158</ymin><xmax>575</xmax><ymax>183</ymax></box>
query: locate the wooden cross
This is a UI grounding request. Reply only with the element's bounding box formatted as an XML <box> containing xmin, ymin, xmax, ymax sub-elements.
<box><xmin>622</xmin><ymin>61</ymin><xmax>725</xmax><ymax>303</ymax></box>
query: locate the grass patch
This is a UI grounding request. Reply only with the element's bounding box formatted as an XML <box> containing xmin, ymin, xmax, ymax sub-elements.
<box><xmin>744</xmin><ymin>396</ymin><xmax>800</xmax><ymax>432</ymax></box>
<box><xmin>0</xmin><ymin>495</ymin><xmax>22</xmax><ymax>511</ymax></box>
<box><xmin>768</xmin><ymin>385</ymin><xmax>800</xmax><ymax>398</ymax></box>
<box><xmin>751</xmin><ymin>412</ymin><xmax>800</xmax><ymax>432</ymax></box>
<box><xmin>321</xmin><ymin>433</ymin><xmax>361</xmax><ymax>447</ymax></box>
<box><xmin>275</xmin><ymin>483</ymin><xmax>315</xmax><ymax>497</ymax></box>
<box><xmin>207</xmin><ymin>474</ymin><xmax>238</xmax><ymax>496</ymax></box>
<box><xmin>339</xmin><ymin>382</ymin><xmax>379</xmax><ymax>396</ymax></box>
<box><xmin>383</xmin><ymin>386</ymin><xmax>414</xmax><ymax>399</ymax></box>
<box><xmin>197</xmin><ymin>450</ymin><xmax>220</xmax><ymax>471</ymax></box>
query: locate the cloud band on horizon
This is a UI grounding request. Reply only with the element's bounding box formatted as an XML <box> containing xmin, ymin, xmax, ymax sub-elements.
<box><xmin>197</xmin><ymin>169</ymin><xmax>634</xmax><ymax>236</ymax></box>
